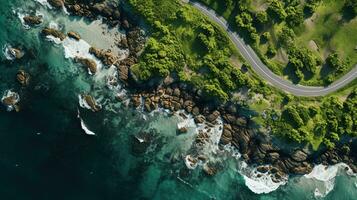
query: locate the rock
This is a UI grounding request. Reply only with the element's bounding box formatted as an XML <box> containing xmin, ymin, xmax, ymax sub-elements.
<box><xmin>291</xmin><ymin>162</ymin><xmax>312</xmax><ymax>175</ymax></box>
<box><xmin>220</xmin><ymin>124</ymin><xmax>232</xmax><ymax>145</ymax></box>
<box><xmin>16</xmin><ymin>70</ymin><xmax>30</xmax><ymax>86</ymax></box>
<box><xmin>131</xmin><ymin>95</ymin><xmax>142</xmax><ymax>108</ymax></box>
<box><xmin>118</xmin><ymin>65</ymin><xmax>129</xmax><ymax>82</ymax></box>
<box><xmin>203</xmin><ymin>163</ymin><xmax>217</xmax><ymax>176</ymax></box>
<box><xmin>48</xmin><ymin>0</ymin><xmax>64</xmax><ymax>8</ymax></box>
<box><xmin>9</xmin><ymin>48</ymin><xmax>24</xmax><ymax>59</ymax></box>
<box><xmin>257</xmin><ymin>166</ymin><xmax>270</xmax><ymax>173</ymax></box>
<box><xmin>67</xmin><ymin>31</ymin><xmax>81</xmax><ymax>40</ymax></box>
<box><xmin>291</xmin><ymin>150</ymin><xmax>308</xmax><ymax>162</ymax></box>
<box><xmin>222</xmin><ymin>113</ymin><xmax>236</xmax><ymax>124</ymax></box>
<box><xmin>81</xmin><ymin>94</ymin><xmax>101</xmax><ymax>112</ymax></box>
<box><xmin>23</xmin><ymin>15</ymin><xmax>42</xmax><ymax>26</ymax></box>
<box><xmin>192</xmin><ymin>116</ymin><xmax>203</xmax><ymax>125</ymax></box>
<box><xmin>173</xmin><ymin>88</ymin><xmax>181</xmax><ymax>97</ymax></box>
<box><xmin>89</xmin><ymin>47</ymin><xmax>117</xmax><ymax>66</ymax></box>
<box><xmin>177</xmin><ymin>127</ymin><xmax>188</xmax><ymax>134</ymax></box>
<box><xmin>267</xmin><ymin>152</ymin><xmax>280</xmax><ymax>162</ymax></box>
<box><xmin>75</xmin><ymin>57</ymin><xmax>97</xmax><ymax>74</ymax></box>
<box><xmin>192</xmin><ymin>107</ymin><xmax>200</xmax><ymax>116</ymax></box>
<box><xmin>235</xmin><ymin>117</ymin><xmax>247</xmax><ymax>126</ymax></box>
<box><xmin>1</xmin><ymin>90</ymin><xmax>20</xmax><ymax>112</ymax></box>
<box><xmin>42</xmin><ymin>28</ymin><xmax>66</xmax><ymax>40</ymax></box>
<box><xmin>206</xmin><ymin>110</ymin><xmax>220</xmax><ymax>123</ymax></box>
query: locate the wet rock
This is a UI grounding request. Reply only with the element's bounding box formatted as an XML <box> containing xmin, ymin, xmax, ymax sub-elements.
<box><xmin>131</xmin><ymin>95</ymin><xmax>141</xmax><ymax>108</ymax></box>
<box><xmin>203</xmin><ymin>163</ymin><xmax>218</xmax><ymax>176</ymax></box>
<box><xmin>75</xmin><ymin>57</ymin><xmax>97</xmax><ymax>74</ymax></box>
<box><xmin>257</xmin><ymin>165</ymin><xmax>270</xmax><ymax>173</ymax></box>
<box><xmin>177</xmin><ymin>127</ymin><xmax>188</xmax><ymax>134</ymax></box>
<box><xmin>173</xmin><ymin>88</ymin><xmax>181</xmax><ymax>97</ymax></box>
<box><xmin>222</xmin><ymin>113</ymin><xmax>236</xmax><ymax>124</ymax></box>
<box><xmin>192</xmin><ymin>106</ymin><xmax>200</xmax><ymax>116</ymax></box>
<box><xmin>194</xmin><ymin>115</ymin><xmax>205</xmax><ymax>124</ymax></box>
<box><xmin>81</xmin><ymin>94</ymin><xmax>101</xmax><ymax>112</ymax></box>
<box><xmin>291</xmin><ymin>162</ymin><xmax>313</xmax><ymax>174</ymax></box>
<box><xmin>9</xmin><ymin>48</ymin><xmax>24</xmax><ymax>59</ymax></box>
<box><xmin>117</xmin><ymin>65</ymin><xmax>129</xmax><ymax>83</ymax></box>
<box><xmin>1</xmin><ymin>90</ymin><xmax>20</xmax><ymax>112</ymax></box>
<box><xmin>267</xmin><ymin>152</ymin><xmax>280</xmax><ymax>162</ymax></box>
<box><xmin>16</xmin><ymin>70</ymin><xmax>30</xmax><ymax>86</ymax></box>
<box><xmin>291</xmin><ymin>150</ymin><xmax>308</xmax><ymax>162</ymax></box>
<box><xmin>42</xmin><ymin>28</ymin><xmax>66</xmax><ymax>40</ymax></box>
<box><xmin>48</xmin><ymin>0</ymin><xmax>64</xmax><ymax>8</ymax></box>
<box><xmin>206</xmin><ymin>110</ymin><xmax>220</xmax><ymax>123</ymax></box>
<box><xmin>235</xmin><ymin>117</ymin><xmax>247</xmax><ymax>127</ymax></box>
<box><xmin>220</xmin><ymin>124</ymin><xmax>232</xmax><ymax>145</ymax></box>
<box><xmin>89</xmin><ymin>47</ymin><xmax>117</xmax><ymax>66</ymax></box>
<box><xmin>67</xmin><ymin>31</ymin><xmax>81</xmax><ymax>40</ymax></box>
<box><xmin>23</xmin><ymin>15</ymin><xmax>42</xmax><ymax>26</ymax></box>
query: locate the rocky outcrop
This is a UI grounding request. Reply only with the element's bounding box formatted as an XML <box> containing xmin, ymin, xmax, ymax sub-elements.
<box><xmin>48</xmin><ymin>0</ymin><xmax>64</xmax><ymax>8</ymax></box>
<box><xmin>75</xmin><ymin>57</ymin><xmax>97</xmax><ymax>74</ymax></box>
<box><xmin>81</xmin><ymin>94</ymin><xmax>101</xmax><ymax>112</ymax></box>
<box><xmin>67</xmin><ymin>31</ymin><xmax>81</xmax><ymax>40</ymax></box>
<box><xmin>1</xmin><ymin>90</ymin><xmax>20</xmax><ymax>112</ymax></box>
<box><xmin>9</xmin><ymin>48</ymin><xmax>24</xmax><ymax>59</ymax></box>
<box><xmin>42</xmin><ymin>28</ymin><xmax>66</xmax><ymax>41</ymax></box>
<box><xmin>89</xmin><ymin>47</ymin><xmax>117</xmax><ymax>66</ymax></box>
<box><xmin>23</xmin><ymin>15</ymin><xmax>42</xmax><ymax>26</ymax></box>
<box><xmin>16</xmin><ymin>70</ymin><xmax>30</xmax><ymax>86</ymax></box>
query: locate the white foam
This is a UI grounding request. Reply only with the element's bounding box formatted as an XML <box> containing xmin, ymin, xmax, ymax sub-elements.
<box><xmin>15</xmin><ymin>10</ymin><xmax>31</xmax><ymax>29</ymax></box>
<box><xmin>185</xmin><ymin>155</ymin><xmax>198</xmax><ymax>170</ymax></box>
<box><xmin>243</xmin><ymin>174</ymin><xmax>287</xmax><ymax>194</ymax></box>
<box><xmin>304</xmin><ymin>163</ymin><xmax>355</xmax><ymax>198</ymax></box>
<box><xmin>77</xmin><ymin>110</ymin><xmax>96</xmax><ymax>135</ymax></box>
<box><xmin>2</xmin><ymin>44</ymin><xmax>21</xmax><ymax>60</ymax></box>
<box><xmin>33</xmin><ymin>0</ymin><xmax>53</xmax><ymax>9</ymax></box>
<box><xmin>62</xmin><ymin>37</ymin><xmax>103</xmax><ymax>74</ymax></box>
<box><xmin>80</xmin><ymin>118</ymin><xmax>96</xmax><ymax>135</ymax></box>
<box><xmin>49</xmin><ymin>21</ymin><xmax>60</xmax><ymax>30</ymax></box>
<box><xmin>46</xmin><ymin>35</ymin><xmax>62</xmax><ymax>44</ymax></box>
<box><xmin>78</xmin><ymin>94</ymin><xmax>92</xmax><ymax>110</ymax></box>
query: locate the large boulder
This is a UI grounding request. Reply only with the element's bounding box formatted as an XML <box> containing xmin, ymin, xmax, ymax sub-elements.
<box><xmin>48</xmin><ymin>0</ymin><xmax>64</xmax><ymax>8</ymax></box>
<box><xmin>89</xmin><ymin>47</ymin><xmax>117</xmax><ymax>66</ymax></box>
<box><xmin>16</xmin><ymin>70</ymin><xmax>30</xmax><ymax>86</ymax></box>
<box><xmin>42</xmin><ymin>28</ymin><xmax>66</xmax><ymax>40</ymax></box>
<box><xmin>67</xmin><ymin>31</ymin><xmax>81</xmax><ymax>40</ymax></box>
<box><xmin>75</xmin><ymin>57</ymin><xmax>97</xmax><ymax>74</ymax></box>
<box><xmin>291</xmin><ymin>150</ymin><xmax>308</xmax><ymax>162</ymax></box>
<box><xmin>23</xmin><ymin>15</ymin><xmax>42</xmax><ymax>26</ymax></box>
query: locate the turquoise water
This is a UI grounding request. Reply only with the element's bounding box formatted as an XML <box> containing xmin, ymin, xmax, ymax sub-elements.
<box><xmin>0</xmin><ymin>0</ymin><xmax>356</xmax><ymax>199</ymax></box>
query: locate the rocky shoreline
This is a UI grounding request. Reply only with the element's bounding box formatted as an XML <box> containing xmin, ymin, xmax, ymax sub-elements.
<box><xmin>12</xmin><ymin>0</ymin><xmax>356</xmax><ymax>182</ymax></box>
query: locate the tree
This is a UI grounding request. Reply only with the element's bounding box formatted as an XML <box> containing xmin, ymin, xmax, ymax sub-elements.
<box><xmin>286</xmin><ymin>6</ymin><xmax>304</xmax><ymax>27</ymax></box>
<box><xmin>267</xmin><ymin>0</ymin><xmax>287</xmax><ymax>21</ymax></box>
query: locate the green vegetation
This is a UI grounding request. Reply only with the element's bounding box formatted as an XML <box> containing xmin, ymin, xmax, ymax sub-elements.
<box><xmin>198</xmin><ymin>0</ymin><xmax>357</xmax><ymax>86</ymax></box>
<box><xmin>128</xmin><ymin>0</ymin><xmax>356</xmax><ymax>150</ymax></box>
<box><xmin>128</xmin><ymin>0</ymin><xmax>256</xmax><ymax>101</ymax></box>
<box><xmin>269</xmin><ymin>89</ymin><xmax>357</xmax><ymax>149</ymax></box>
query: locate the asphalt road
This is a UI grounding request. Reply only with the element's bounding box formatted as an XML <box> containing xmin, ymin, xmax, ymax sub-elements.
<box><xmin>191</xmin><ymin>1</ymin><xmax>357</xmax><ymax>96</ymax></box>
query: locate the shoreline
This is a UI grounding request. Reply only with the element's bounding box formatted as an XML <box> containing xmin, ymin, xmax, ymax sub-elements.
<box><xmin>15</xmin><ymin>0</ymin><xmax>357</xmax><ymax>193</ymax></box>
<box><xmin>58</xmin><ymin>0</ymin><xmax>357</xmax><ymax>177</ymax></box>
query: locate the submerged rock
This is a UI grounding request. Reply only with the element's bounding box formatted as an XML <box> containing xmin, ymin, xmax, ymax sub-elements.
<box><xmin>67</xmin><ymin>31</ymin><xmax>81</xmax><ymax>40</ymax></box>
<box><xmin>23</xmin><ymin>15</ymin><xmax>42</xmax><ymax>26</ymax></box>
<box><xmin>16</xmin><ymin>70</ymin><xmax>30</xmax><ymax>86</ymax></box>
<box><xmin>75</xmin><ymin>57</ymin><xmax>97</xmax><ymax>74</ymax></box>
<box><xmin>42</xmin><ymin>28</ymin><xmax>66</xmax><ymax>41</ymax></box>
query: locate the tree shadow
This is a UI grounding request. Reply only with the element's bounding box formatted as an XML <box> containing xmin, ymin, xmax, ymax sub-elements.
<box><xmin>282</xmin><ymin>64</ymin><xmax>301</xmax><ymax>84</ymax></box>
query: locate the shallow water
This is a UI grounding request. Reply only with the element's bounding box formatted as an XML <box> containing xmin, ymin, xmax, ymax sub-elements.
<box><xmin>0</xmin><ymin>0</ymin><xmax>356</xmax><ymax>199</ymax></box>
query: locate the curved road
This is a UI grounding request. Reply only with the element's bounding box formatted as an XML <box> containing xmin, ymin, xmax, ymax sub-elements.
<box><xmin>190</xmin><ymin>1</ymin><xmax>357</xmax><ymax>96</ymax></box>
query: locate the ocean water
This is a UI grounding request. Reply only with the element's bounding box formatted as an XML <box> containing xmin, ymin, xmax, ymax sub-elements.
<box><xmin>0</xmin><ymin>0</ymin><xmax>356</xmax><ymax>199</ymax></box>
